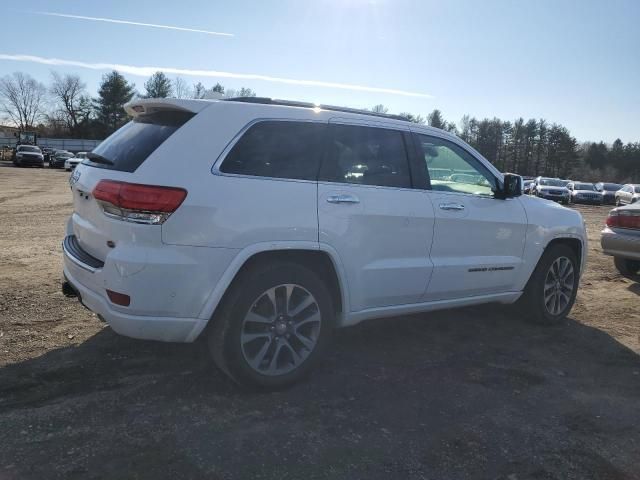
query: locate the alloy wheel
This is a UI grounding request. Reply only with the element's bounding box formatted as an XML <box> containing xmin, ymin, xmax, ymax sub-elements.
<box><xmin>240</xmin><ymin>284</ymin><xmax>321</xmax><ymax>376</ymax></box>
<box><xmin>543</xmin><ymin>256</ymin><xmax>575</xmax><ymax>315</ymax></box>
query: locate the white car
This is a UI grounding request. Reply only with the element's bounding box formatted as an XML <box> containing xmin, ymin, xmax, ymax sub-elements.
<box><xmin>567</xmin><ymin>182</ymin><xmax>603</xmax><ymax>205</ymax></box>
<box><xmin>533</xmin><ymin>177</ymin><xmax>570</xmax><ymax>204</ymax></box>
<box><xmin>62</xmin><ymin>98</ymin><xmax>587</xmax><ymax>389</ymax></box>
<box><xmin>65</xmin><ymin>152</ymin><xmax>87</xmax><ymax>171</ymax></box>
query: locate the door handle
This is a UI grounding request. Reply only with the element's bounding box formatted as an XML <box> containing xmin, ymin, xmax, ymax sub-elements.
<box><xmin>327</xmin><ymin>194</ymin><xmax>360</xmax><ymax>204</ymax></box>
<box><xmin>439</xmin><ymin>203</ymin><xmax>465</xmax><ymax>211</ymax></box>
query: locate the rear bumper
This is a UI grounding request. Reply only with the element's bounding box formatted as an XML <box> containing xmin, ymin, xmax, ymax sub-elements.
<box><xmin>63</xmin><ymin>266</ymin><xmax>205</xmax><ymax>342</ymax></box>
<box><xmin>61</xmin><ymin>229</ymin><xmax>236</xmax><ymax>342</ymax></box>
<box><xmin>601</xmin><ymin>227</ymin><xmax>640</xmax><ymax>260</ymax></box>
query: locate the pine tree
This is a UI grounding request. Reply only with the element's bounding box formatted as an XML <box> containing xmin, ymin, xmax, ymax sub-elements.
<box><xmin>144</xmin><ymin>71</ymin><xmax>172</xmax><ymax>98</ymax></box>
<box><xmin>93</xmin><ymin>71</ymin><xmax>135</xmax><ymax>135</ymax></box>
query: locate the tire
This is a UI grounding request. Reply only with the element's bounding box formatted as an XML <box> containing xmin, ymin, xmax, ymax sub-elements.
<box><xmin>616</xmin><ymin>198</ymin><xmax>622</xmax><ymax>206</ymax></box>
<box><xmin>614</xmin><ymin>257</ymin><xmax>640</xmax><ymax>279</ymax></box>
<box><xmin>518</xmin><ymin>244</ymin><xmax>579</xmax><ymax>325</ymax></box>
<box><xmin>208</xmin><ymin>261</ymin><xmax>335</xmax><ymax>390</ymax></box>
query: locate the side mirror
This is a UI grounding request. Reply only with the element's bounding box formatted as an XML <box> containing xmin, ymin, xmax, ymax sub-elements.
<box><xmin>495</xmin><ymin>173</ymin><xmax>522</xmax><ymax>199</ymax></box>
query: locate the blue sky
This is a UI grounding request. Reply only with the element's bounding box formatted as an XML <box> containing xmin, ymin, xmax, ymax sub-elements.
<box><xmin>0</xmin><ymin>0</ymin><xmax>638</xmax><ymax>142</ymax></box>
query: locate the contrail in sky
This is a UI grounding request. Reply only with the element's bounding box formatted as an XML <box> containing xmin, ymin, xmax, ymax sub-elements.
<box><xmin>0</xmin><ymin>54</ymin><xmax>434</xmax><ymax>99</ymax></box>
<box><xmin>32</xmin><ymin>11</ymin><xmax>234</xmax><ymax>37</ymax></box>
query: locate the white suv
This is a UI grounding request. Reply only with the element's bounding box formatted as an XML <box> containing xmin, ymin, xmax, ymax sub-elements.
<box><xmin>62</xmin><ymin>98</ymin><xmax>587</xmax><ymax>389</ymax></box>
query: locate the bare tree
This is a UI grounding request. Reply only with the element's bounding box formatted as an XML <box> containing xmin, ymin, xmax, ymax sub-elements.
<box><xmin>50</xmin><ymin>72</ymin><xmax>88</xmax><ymax>135</ymax></box>
<box><xmin>173</xmin><ymin>77</ymin><xmax>191</xmax><ymax>99</ymax></box>
<box><xmin>0</xmin><ymin>72</ymin><xmax>47</xmax><ymax>129</ymax></box>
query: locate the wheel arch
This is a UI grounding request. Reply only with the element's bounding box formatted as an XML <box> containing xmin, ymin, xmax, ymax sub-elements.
<box><xmin>544</xmin><ymin>236</ymin><xmax>584</xmax><ymax>275</ymax></box>
<box><xmin>191</xmin><ymin>242</ymin><xmax>349</xmax><ymax>341</ymax></box>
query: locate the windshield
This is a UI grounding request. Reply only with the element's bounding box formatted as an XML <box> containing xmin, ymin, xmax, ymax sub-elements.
<box><xmin>539</xmin><ymin>179</ymin><xmax>565</xmax><ymax>187</ymax></box>
<box><xmin>18</xmin><ymin>146</ymin><xmax>40</xmax><ymax>153</ymax></box>
<box><xmin>574</xmin><ymin>183</ymin><xmax>595</xmax><ymax>191</ymax></box>
<box><xmin>602</xmin><ymin>183</ymin><xmax>623</xmax><ymax>191</ymax></box>
<box><xmin>76</xmin><ymin>153</ymin><xmax>87</xmax><ymax>159</ymax></box>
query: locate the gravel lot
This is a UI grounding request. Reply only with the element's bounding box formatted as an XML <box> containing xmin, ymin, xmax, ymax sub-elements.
<box><xmin>1</xmin><ymin>164</ymin><xmax>639</xmax><ymax>480</ymax></box>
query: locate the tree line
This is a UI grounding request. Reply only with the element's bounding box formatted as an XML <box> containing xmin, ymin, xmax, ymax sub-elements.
<box><xmin>0</xmin><ymin>70</ymin><xmax>637</xmax><ymax>182</ymax></box>
<box><xmin>0</xmin><ymin>70</ymin><xmax>256</xmax><ymax>140</ymax></box>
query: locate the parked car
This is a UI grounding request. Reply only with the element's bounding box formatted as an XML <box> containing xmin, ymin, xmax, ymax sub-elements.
<box><xmin>615</xmin><ymin>184</ymin><xmax>640</xmax><ymax>206</ymax></box>
<box><xmin>62</xmin><ymin>97</ymin><xmax>587</xmax><ymax>389</ymax></box>
<box><xmin>595</xmin><ymin>182</ymin><xmax>624</xmax><ymax>205</ymax></box>
<box><xmin>601</xmin><ymin>203</ymin><xmax>640</xmax><ymax>279</ymax></box>
<box><xmin>523</xmin><ymin>179</ymin><xmax>535</xmax><ymax>194</ymax></box>
<box><xmin>41</xmin><ymin>147</ymin><xmax>54</xmax><ymax>163</ymax></box>
<box><xmin>533</xmin><ymin>177</ymin><xmax>570</xmax><ymax>204</ymax></box>
<box><xmin>12</xmin><ymin>145</ymin><xmax>44</xmax><ymax>167</ymax></box>
<box><xmin>66</xmin><ymin>152</ymin><xmax>86</xmax><ymax>171</ymax></box>
<box><xmin>49</xmin><ymin>151</ymin><xmax>75</xmax><ymax>169</ymax></box>
<box><xmin>567</xmin><ymin>182</ymin><xmax>603</xmax><ymax>205</ymax></box>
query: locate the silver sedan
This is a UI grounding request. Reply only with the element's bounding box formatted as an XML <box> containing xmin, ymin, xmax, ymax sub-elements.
<box><xmin>601</xmin><ymin>202</ymin><xmax>640</xmax><ymax>278</ymax></box>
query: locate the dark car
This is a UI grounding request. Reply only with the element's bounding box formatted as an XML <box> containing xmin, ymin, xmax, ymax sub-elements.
<box><xmin>13</xmin><ymin>145</ymin><xmax>44</xmax><ymax>167</ymax></box>
<box><xmin>49</xmin><ymin>151</ymin><xmax>74</xmax><ymax>169</ymax></box>
<box><xmin>596</xmin><ymin>182</ymin><xmax>623</xmax><ymax>205</ymax></box>
<box><xmin>41</xmin><ymin>148</ymin><xmax>54</xmax><ymax>163</ymax></box>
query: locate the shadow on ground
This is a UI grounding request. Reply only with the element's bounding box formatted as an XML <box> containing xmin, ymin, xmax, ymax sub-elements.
<box><xmin>1</xmin><ymin>305</ymin><xmax>639</xmax><ymax>479</ymax></box>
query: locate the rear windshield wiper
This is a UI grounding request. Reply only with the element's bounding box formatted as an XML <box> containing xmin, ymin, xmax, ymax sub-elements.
<box><xmin>87</xmin><ymin>152</ymin><xmax>114</xmax><ymax>166</ymax></box>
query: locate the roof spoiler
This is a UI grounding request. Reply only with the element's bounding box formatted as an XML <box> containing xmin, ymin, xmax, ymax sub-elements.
<box><xmin>124</xmin><ymin>98</ymin><xmax>212</xmax><ymax>118</ymax></box>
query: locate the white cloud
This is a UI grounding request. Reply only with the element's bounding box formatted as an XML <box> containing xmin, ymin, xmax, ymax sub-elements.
<box><xmin>0</xmin><ymin>54</ymin><xmax>433</xmax><ymax>98</ymax></box>
<box><xmin>32</xmin><ymin>11</ymin><xmax>233</xmax><ymax>37</ymax></box>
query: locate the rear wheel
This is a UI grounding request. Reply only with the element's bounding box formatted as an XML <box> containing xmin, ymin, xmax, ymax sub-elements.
<box><xmin>208</xmin><ymin>261</ymin><xmax>335</xmax><ymax>390</ymax></box>
<box><xmin>519</xmin><ymin>244</ymin><xmax>579</xmax><ymax>325</ymax></box>
<box><xmin>614</xmin><ymin>257</ymin><xmax>640</xmax><ymax>279</ymax></box>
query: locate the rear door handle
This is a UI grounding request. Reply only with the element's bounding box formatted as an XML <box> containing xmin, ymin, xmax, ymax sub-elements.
<box><xmin>439</xmin><ymin>203</ymin><xmax>465</xmax><ymax>211</ymax></box>
<box><xmin>327</xmin><ymin>194</ymin><xmax>360</xmax><ymax>204</ymax></box>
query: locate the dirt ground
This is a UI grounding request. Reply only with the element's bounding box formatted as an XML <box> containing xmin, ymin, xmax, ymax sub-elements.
<box><xmin>0</xmin><ymin>163</ymin><xmax>639</xmax><ymax>480</ymax></box>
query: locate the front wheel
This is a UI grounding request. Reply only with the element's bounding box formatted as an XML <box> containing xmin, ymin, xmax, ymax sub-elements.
<box><xmin>519</xmin><ymin>244</ymin><xmax>579</xmax><ymax>325</ymax></box>
<box><xmin>614</xmin><ymin>257</ymin><xmax>640</xmax><ymax>279</ymax></box>
<box><xmin>208</xmin><ymin>262</ymin><xmax>335</xmax><ymax>390</ymax></box>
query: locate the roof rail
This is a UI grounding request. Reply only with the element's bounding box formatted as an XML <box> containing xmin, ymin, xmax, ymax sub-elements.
<box><xmin>223</xmin><ymin>96</ymin><xmax>408</xmax><ymax>122</ymax></box>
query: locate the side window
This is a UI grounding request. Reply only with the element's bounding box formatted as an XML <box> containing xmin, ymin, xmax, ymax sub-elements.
<box><xmin>220</xmin><ymin>121</ymin><xmax>325</xmax><ymax>180</ymax></box>
<box><xmin>414</xmin><ymin>134</ymin><xmax>496</xmax><ymax>196</ymax></box>
<box><xmin>319</xmin><ymin>124</ymin><xmax>411</xmax><ymax>188</ymax></box>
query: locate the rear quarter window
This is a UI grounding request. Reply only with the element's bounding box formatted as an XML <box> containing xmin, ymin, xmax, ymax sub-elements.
<box><xmin>86</xmin><ymin>110</ymin><xmax>194</xmax><ymax>173</ymax></box>
<box><xmin>220</xmin><ymin>121</ymin><xmax>326</xmax><ymax>181</ymax></box>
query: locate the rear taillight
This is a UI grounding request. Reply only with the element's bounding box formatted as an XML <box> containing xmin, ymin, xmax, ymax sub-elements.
<box><xmin>93</xmin><ymin>180</ymin><xmax>187</xmax><ymax>225</ymax></box>
<box><xmin>606</xmin><ymin>209</ymin><xmax>640</xmax><ymax>230</ymax></box>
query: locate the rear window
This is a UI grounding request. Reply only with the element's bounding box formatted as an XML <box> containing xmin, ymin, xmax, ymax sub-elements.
<box><xmin>87</xmin><ymin>110</ymin><xmax>194</xmax><ymax>173</ymax></box>
<box><xmin>220</xmin><ymin>121</ymin><xmax>326</xmax><ymax>181</ymax></box>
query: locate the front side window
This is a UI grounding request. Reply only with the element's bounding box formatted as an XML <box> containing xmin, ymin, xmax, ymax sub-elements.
<box><xmin>414</xmin><ymin>134</ymin><xmax>496</xmax><ymax>196</ymax></box>
<box><xmin>635</xmin><ymin>186</ymin><xmax>640</xmax><ymax>194</ymax></box>
<box><xmin>220</xmin><ymin>121</ymin><xmax>325</xmax><ymax>181</ymax></box>
<box><xmin>319</xmin><ymin>124</ymin><xmax>411</xmax><ymax>188</ymax></box>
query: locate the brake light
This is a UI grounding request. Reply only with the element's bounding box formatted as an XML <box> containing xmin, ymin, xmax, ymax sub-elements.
<box><xmin>606</xmin><ymin>209</ymin><xmax>640</xmax><ymax>230</ymax></box>
<box><xmin>93</xmin><ymin>180</ymin><xmax>187</xmax><ymax>225</ymax></box>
